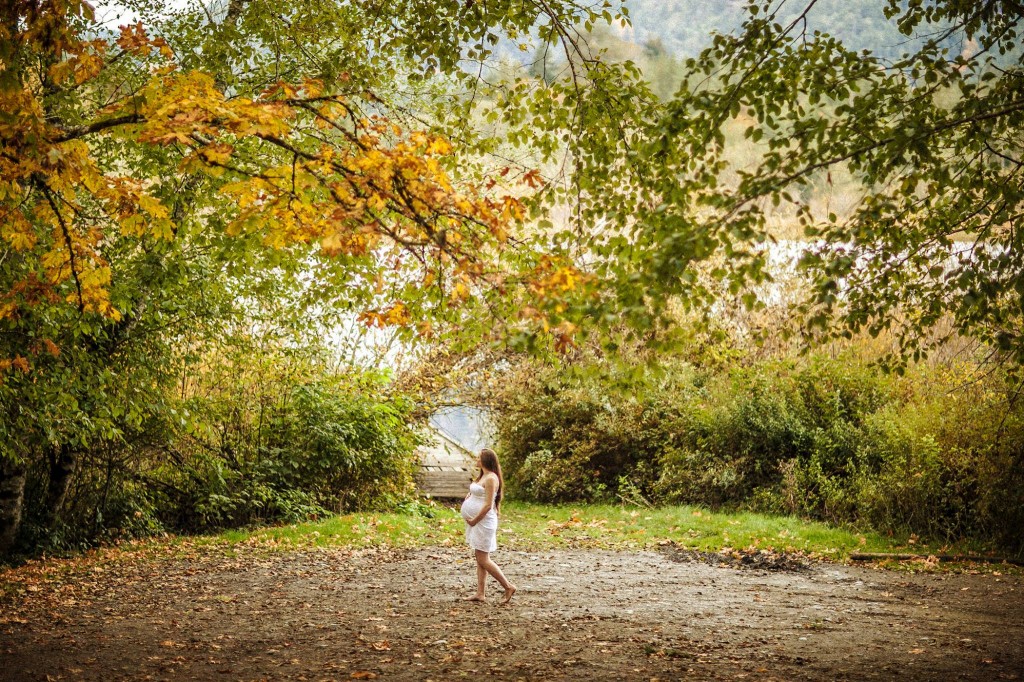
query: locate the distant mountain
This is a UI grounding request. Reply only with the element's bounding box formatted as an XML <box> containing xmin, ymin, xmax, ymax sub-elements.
<box><xmin>622</xmin><ymin>0</ymin><xmax>954</xmax><ymax>62</ymax></box>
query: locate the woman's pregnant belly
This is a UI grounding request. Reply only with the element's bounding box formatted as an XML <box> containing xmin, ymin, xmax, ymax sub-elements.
<box><xmin>461</xmin><ymin>496</ymin><xmax>483</xmax><ymax>521</ymax></box>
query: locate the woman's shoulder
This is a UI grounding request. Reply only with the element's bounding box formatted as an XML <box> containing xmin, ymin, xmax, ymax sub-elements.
<box><xmin>480</xmin><ymin>471</ymin><xmax>499</xmax><ymax>486</ymax></box>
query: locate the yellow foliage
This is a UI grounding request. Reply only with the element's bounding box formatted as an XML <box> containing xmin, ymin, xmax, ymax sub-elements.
<box><xmin>118</xmin><ymin>213</ymin><xmax>147</xmax><ymax>237</ymax></box>
<box><xmin>426</xmin><ymin>137</ymin><xmax>453</xmax><ymax>155</ymax></box>
<box><xmin>138</xmin><ymin>195</ymin><xmax>169</xmax><ymax>219</ymax></box>
<box><xmin>451</xmin><ymin>279</ymin><xmax>471</xmax><ymax>302</ymax></box>
<box><xmin>42</xmin><ymin>339</ymin><xmax>61</xmax><ymax>357</ymax></box>
<box><xmin>0</xmin><ymin>210</ymin><xmax>37</xmax><ymax>251</ymax></box>
<box><xmin>358</xmin><ymin>302</ymin><xmax>411</xmax><ymax>328</ymax></box>
<box><xmin>0</xmin><ymin>2</ymin><xmax>537</xmax><ymax>367</ymax></box>
<box><xmin>200</xmin><ymin>144</ymin><xmax>234</xmax><ymax>166</ymax></box>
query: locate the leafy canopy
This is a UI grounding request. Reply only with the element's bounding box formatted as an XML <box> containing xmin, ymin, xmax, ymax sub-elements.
<box><xmin>548</xmin><ymin>0</ymin><xmax>1024</xmax><ymax>369</ymax></box>
<box><xmin>5</xmin><ymin>0</ymin><xmax>1021</xmax><ymax>377</ymax></box>
<box><xmin>1</xmin><ymin>0</ymin><xmax>638</xmax><ymax>379</ymax></box>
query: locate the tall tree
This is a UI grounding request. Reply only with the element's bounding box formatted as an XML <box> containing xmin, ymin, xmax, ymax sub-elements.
<box><xmin>0</xmin><ymin>0</ymin><xmax>631</xmax><ymax>553</ymax></box>
<box><xmin>558</xmin><ymin>0</ymin><xmax>1024</xmax><ymax>369</ymax></box>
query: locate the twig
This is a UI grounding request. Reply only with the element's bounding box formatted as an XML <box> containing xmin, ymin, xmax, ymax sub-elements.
<box><xmin>39</xmin><ymin>182</ymin><xmax>85</xmax><ymax>312</ymax></box>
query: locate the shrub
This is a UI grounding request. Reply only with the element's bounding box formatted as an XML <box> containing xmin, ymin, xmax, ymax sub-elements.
<box><xmin>149</xmin><ymin>378</ymin><xmax>421</xmax><ymax>532</ymax></box>
<box><xmin>14</xmin><ymin>362</ymin><xmax>423</xmax><ymax>554</ymax></box>
<box><xmin>493</xmin><ymin>352</ymin><xmax>1024</xmax><ymax>553</ymax></box>
<box><xmin>496</xmin><ymin>369</ymin><xmax>677</xmax><ymax>504</ymax></box>
<box><xmin>263</xmin><ymin>384</ymin><xmax>420</xmax><ymax>513</ymax></box>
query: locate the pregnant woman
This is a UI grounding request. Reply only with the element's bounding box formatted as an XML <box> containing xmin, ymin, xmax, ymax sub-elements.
<box><xmin>460</xmin><ymin>448</ymin><xmax>516</xmax><ymax>604</ymax></box>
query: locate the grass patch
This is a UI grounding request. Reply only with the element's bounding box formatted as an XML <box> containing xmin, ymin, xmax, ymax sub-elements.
<box><xmin>499</xmin><ymin>503</ymin><xmax>904</xmax><ymax>559</ymax></box>
<box><xmin>210</xmin><ymin>501</ymin><xmax>1000</xmax><ymax>564</ymax></box>
<box><xmin>2</xmin><ymin>503</ymin><xmax>1016</xmax><ymax>591</ymax></box>
<box><xmin>215</xmin><ymin>508</ymin><xmax>464</xmax><ymax>550</ymax></box>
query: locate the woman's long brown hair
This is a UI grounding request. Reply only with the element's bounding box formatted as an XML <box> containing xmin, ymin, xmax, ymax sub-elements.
<box><xmin>476</xmin><ymin>448</ymin><xmax>503</xmax><ymax>512</ymax></box>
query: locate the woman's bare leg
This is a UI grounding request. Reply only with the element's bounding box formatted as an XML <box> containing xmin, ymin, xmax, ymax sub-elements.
<box><xmin>462</xmin><ymin>552</ymin><xmax>487</xmax><ymax>601</ymax></box>
<box><xmin>474</xmin><ymin>550</ymin><xmax>516</xmax><ymax>604</ymax></box>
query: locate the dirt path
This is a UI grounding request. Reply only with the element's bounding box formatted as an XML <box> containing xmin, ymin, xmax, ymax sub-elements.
<box><xmin>2</xmin><ymin>546</ymin><xmax>1023</xmax><ymax>681</ymax></box>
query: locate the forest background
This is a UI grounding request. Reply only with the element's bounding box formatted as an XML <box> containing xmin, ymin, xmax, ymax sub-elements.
<box><xmin>1</xmin><ymin>0</ymin><xmax>1022</xmax><ymax>560</ymax></box>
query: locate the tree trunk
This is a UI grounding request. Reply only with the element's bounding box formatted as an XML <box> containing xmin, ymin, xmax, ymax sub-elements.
<box><xmin>0</xmin><ymin>458</ymin><xmax>27</xmax><ymax>555</ymax></box>
<box><xmin>43</xmin><ymin>445</ymin><xmax>76</xmax><ymax>527</ymax></box>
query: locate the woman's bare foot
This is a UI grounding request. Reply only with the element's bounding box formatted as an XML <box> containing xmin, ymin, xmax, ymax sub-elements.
<box><xmin>462</xmin><ymin>594</ymin><xmax>486</xmax><ymax>602</ymax></box>
<box><xmin>500</xmin><ymin>585</ymin><xmax>517</xmax><ymax>605</ymax></box>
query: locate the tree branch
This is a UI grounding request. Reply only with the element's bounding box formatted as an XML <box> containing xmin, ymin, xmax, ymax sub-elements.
<box><xmin>729</xmin><ymin>98</ymin><xmax>1024</xmax><ymax>221</ymax></box>
<box><xmin>55</xmin><ymin>113</ymin><xmax>143</xmax><ymax>142</ymax></box>
<box><xmin>38</xmin><ymin>182</ymin><xmax>85</xmax><ymax>313</ymax></box>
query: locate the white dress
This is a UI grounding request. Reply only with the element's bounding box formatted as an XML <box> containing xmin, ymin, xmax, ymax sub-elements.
<box><xmin>461</xmin><ymin>481</ymin><xmax>498</xmax><ymax>552</ymax></box>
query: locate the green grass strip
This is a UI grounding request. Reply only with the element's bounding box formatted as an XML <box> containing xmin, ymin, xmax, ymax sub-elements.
<box><xmin>212</xmin><ymin>501</ymin><xmax>995</xmax><ymax>562</ymax></box>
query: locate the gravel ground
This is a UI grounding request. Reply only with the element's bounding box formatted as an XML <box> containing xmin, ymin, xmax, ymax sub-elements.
<box><xmin>2</xmin><ymin>545</ymin><xmax>1022</xmax><ymax>681</ymax></box>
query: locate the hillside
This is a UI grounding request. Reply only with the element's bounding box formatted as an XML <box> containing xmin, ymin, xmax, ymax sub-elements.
<box><xmin>623</xmin><ymin>0</ymin><xmax>954</xmax><ymax>62</ymax></box>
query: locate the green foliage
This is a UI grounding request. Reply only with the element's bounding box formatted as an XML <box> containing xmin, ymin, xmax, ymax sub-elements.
<box><xmin>850</xmin><ymin>377</ymin><xmax>1024</xmax><ymax>550</ymax></box>
<box><xmin>622</xmin><ymin>0</ymin><xmax>952</xmax><ymax>62</ymax></box>
<box><xmin>145</xmin><ymin>350</ymin><xmax>421</xmax><ymax>533</ymax></box>
<box><xmin>492</xmin><ymin>352</ymin><xmax>1024</xmax><ymax>553</ymax></box>
<box><xmin>631</xmin><ymin>2</ymin><xmax>1021</xmax><ymax>366</ymax></box>
<box><xmin>9</xmin><ymin>335</ymin><xmax>422</xmax><ymax>553</ymax></box>
<box><xmin>496</xmin><ymin>367</ymin><xmax>679</xmax><ymax>503</ymax></box>
<box><xmin>263</xmin><ymin>384</ymin><xmax>421</xmax><ymax>513</ymax></box>
<box><xmin>492</xmin><ymin>1</ymin><xmax>1023</xmax><ymax>374</ymax></box>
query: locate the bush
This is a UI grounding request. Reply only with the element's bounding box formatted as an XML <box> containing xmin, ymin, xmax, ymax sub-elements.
<box><xmin>13</xmin><ymin>357</ymin><xmax>422</xmax><ymax>554</ymax></box>
<box><xmin>850</xmin><ymin>375</ymin><xmax>1024</xmax><ymax>547</ymax></box>
<box><xmin>264</xmin><ymin>384</ymin><xmax>420</xmax><ymax>513</ymax></box>
<box><xmin>496</xmin><ymin>369</ymin><xmax>681</xmax><ymax>504</ymax></box>
<box><xmin>492</xmin><ymin>352</ymin><xmax>1024</xmax><ymax>553</ymax></box>
<box><xmin>148</xmin><ymin>378</ymin><xmax>421</xmax><ymax>532</ymax></box>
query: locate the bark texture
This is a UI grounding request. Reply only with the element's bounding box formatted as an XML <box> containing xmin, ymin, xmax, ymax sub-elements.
<box><xmin>43</xmin><ymin>445</ymin><xmax>76</xmax><ymax>527</ymax></box>
<box><xmin>0</xmin><ymin>457</ymin><xmax>27</xmax><ymax>555</ymax></box>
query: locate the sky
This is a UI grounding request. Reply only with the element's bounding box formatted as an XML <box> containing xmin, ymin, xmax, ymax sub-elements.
<box><xmin>92</xmin><ymin>0</ymin><xmax>194</xmax><ymax>29</ymax></box>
